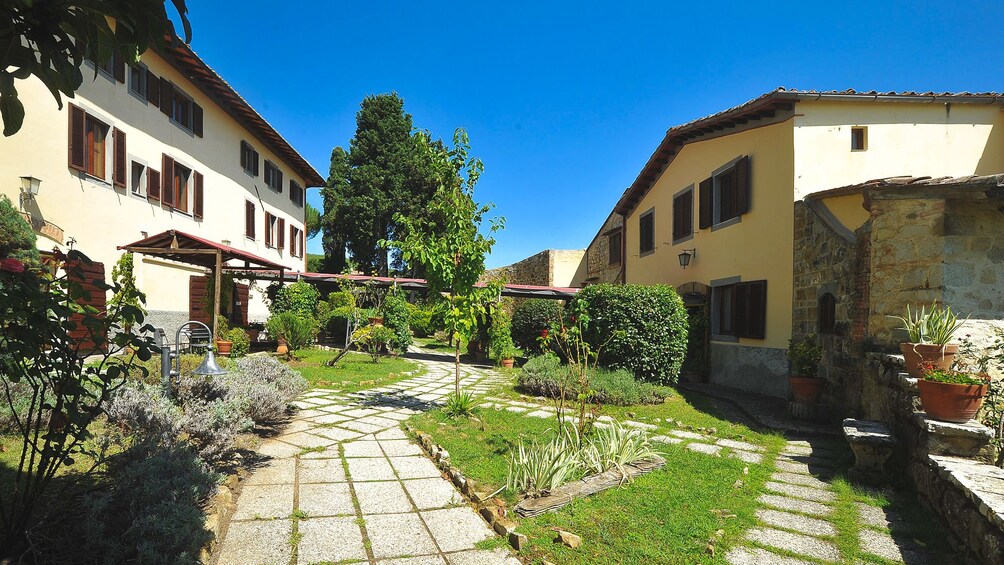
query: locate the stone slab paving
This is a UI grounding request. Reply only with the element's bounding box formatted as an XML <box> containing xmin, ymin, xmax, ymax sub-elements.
<box><xmin>214</xmin><ymin>350</ymin><xmax>519</xmax><ymax>565</ymax></box>
<box><xmin>726</xmin><ymin>438</ymin><xmax>939</xmax><ymax>565</ymax></box>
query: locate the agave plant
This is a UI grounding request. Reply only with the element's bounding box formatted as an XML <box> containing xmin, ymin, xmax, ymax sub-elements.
<box><xmin>890</xmin><ymin>303</ymin><xmax>966</xmax><ymax>345</ymax></box>
<box><xmin>444</xmin><ymin>390</ymin><xmax>478</xmax><ymax>418</ymax></box>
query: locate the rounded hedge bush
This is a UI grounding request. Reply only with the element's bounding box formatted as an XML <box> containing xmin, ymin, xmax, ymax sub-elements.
<box><xmin>511</xmin><ymin>299</ymin><xmax>563</xmax><ymax>354</ymax></box>
<box><xmin>577</xmin><ymin>284</ymin><xmax>689</xmax><ymax>385</ymax></box>
<box><xmin>380</xmin><ymin>292</ymin><xmax>412</xmax><ymax>354</ymax></box>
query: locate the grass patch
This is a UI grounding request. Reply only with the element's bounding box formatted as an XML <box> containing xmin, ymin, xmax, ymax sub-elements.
<box><xmin>289</xmin><ymin>348</ymin><xmax>422</xmax><ymax>392</ymax></box>
<box><xmin>409</xmin><ymin>406</ymin><xmax>783</xmax><ymax>563</ymax></box>
<box><xmin>413</xmin><ymin>336</ymin><xmax>454</xmax><ymax>351</ymax></box>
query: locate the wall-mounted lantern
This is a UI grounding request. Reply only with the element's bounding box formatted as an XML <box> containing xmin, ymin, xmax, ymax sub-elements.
<box><xmin>678</xmin><ymin>248</ymin><xmax>697</xmax><ymax>269</ymax></box>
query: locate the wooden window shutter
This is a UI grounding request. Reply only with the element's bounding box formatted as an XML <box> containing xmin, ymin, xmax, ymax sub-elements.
<box><xmin>193</xmin><ymin>103</ymin><xmax>204</xmax><ymax>138</ymax></box>
<box><xmin>112</xmin><ymin>128</ymin><xmax>126</xmax><ymax>188</ymax></box>
<box><xmin>240</xmin><ymin>141</ymin><xmax>248</xmax><ymax>170</ymax></box>
<box><xmin>245</xmin><ymin>200</ymin><xmax>255</xmax><ymax>238</ymax></box>
<box><xmin>146</xmin><ymin>70</ymin><xmax>159</xmax><ymax>105</ymax></box>
<box><xmin>734</xmin><ymin>283</ymin><xmax>750</xmax><ymax>338</ymax></box>
<box><xmin>278</xmin><ymin>218</ymin><xmax>286</xmax><ymax>249</ymax></box>
<box><xmin>253</xmin><ymin>150</ymin><xmax>260</xmax><ymax>176</ymax></box>
<box><xmin>159</xmin><ymin>78</ymin><xmax>172</xmax><ymax>116</ymax></box>
<box><xmin>113</xmin><ymin>54</ymin><xmax>125</xmax><ymax>83</ymax></box>
<box><xmin>264</xmin><ymin>212</ymin><xmax>271</xmax><ymax>246</ymax></box>
<box><xmin>746</xmin><ymin>280</ymin><xmax>767</xmax><ymax>339</ymax></box>
<box><xmin>290</xmin><ymin>224</ymin><xmax>296</xmax><ymax>255</ymax></box>
<box><xmin>736</xmin><ymin>155</ymin><xmax>751</xmax><ymax>215</ymax></box>
<box><xmin>698</xmin><ymin>177</ymin><xmax>713</xmax><ymax>229</ymax></box>
<box><xmin>235</xmin><ymin>283</ymin><xmax>250</xmax><ymax>326</ymax></box>
<box><xmin>161</xmin><ymin>155</ymin><xmax>175</xmax><ymax>207</ymax></box>
<box><xmin>189</xmin><ymin>275</ymin><xmax>211</xmax><ymax>324</ymax></box>
<box><xmin>147</xmin><ymin>169</ymin><xmax>161</xmax><ymax>201</ymax></box>
<box><xmin>68</xmin><ymin>104</ymin><xmax>86</xmax><ymax>172</ymax></box>
<box><xmin>277</xmin><ymin>169</ymin><xmax>284</xmax><ymax>192</ymax></box>
<box><xmin>193</xmin><ymin>171</ymin><xmax>204</xmax><ymax>219</ymax></box>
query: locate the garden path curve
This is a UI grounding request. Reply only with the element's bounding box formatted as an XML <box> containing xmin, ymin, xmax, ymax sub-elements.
<box><xmin>213</xmin><ymin>351</ymin><xmax>519</xmax><ymax>565</ymax></box>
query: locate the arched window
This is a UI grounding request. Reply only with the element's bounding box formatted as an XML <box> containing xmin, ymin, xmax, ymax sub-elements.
<box><xmin>818</xmin><ymin>293</ymin><xmax>836</xmax><ymax>334</ymax></box>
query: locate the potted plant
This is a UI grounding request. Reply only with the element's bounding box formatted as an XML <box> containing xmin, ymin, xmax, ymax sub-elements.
<box><xmin>499</xmin><ymin>345</ymin><xmax>520</xmax><ymax>369</ymax></box>
<box><xmin>918</xmin><ymin>364</ymin><xmax>990</xmax><ymax>423</ymax></box>
<box><xmin>787</xmin><ymin>334</ymin><xmax>824</xmax><ymax>404</ymax></box>
<box><xmin>215</xmin><ymin>318</ymin><xmax>233</xmax><ymax>356</ymax></box>
<box><xmin>890</xmin><ymin>303</ymin><xmax>966</xmax><ymax>378</ymax></box>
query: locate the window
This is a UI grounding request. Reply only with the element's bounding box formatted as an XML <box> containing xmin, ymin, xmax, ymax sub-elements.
<box><xmin>240</xmin><ymin>141</ymin><xmax>260</xmax><ymax>176</ymax></box>
<box><xmin>713</xmin><ymin>280</ymin><xmax>767</xmax><ymax>339</ymax></box>
<box><xmin>128</xmin><ymin>64</ymin><xmax>147</xmax><ymax>100</ymax></box>
<box><xmin>639</xmin><ymin>209</ymin><xmax>655</xmax><ymax>255</ymax></box>
<box><xmin>84</xmin><ymin>115</ymin><xmax>108</xmax><ymax>178</ymax></box>
<box><xmin>699</xmin><ymin>155</ymin><xmax>750</xmax><ymax>230</ymax></box>
<box><xmin>158</xmin><ymin>79</ymin><xmax>203</xmax><ymax>137</ymax></box>
<box><xmin>851</xmin><ymin>127</ymin><xmax>867</xmax><ymax>151</ymax></box>
<box><xmin>264</xmin><ymin>211</ymin><xmax>277</xmax><ymax>247</ymax></box>
<box><xmin>159</xmin><ymin>155</ymin><xmax>202</xmax><ymax>217</ymax></box>
<box><xmin>608</xmin><ymin>231</ymin><xmax>622</xmax><ymax>266</ymax></box>
<box><xmin>289</xmin><ymin>180</ymin><xmax>304</xmax><ymax>207</ymax></box>
<box><xmin>173</xmin><ymin>162</ymin><xmax>191</xmax><ymax>214</ymax></box>
<box><xmin>245</xmin><ymin>201</ymin><xmax>256</xmax><ymax>239</ymax></box>
<box><xmin>131</xmin><ymin>161</ymin><xmax>146</xmax><ymax>196</ymax></box>
<box><xmin>264</xmin><ymin>160</ymin><xmax>283</xmax><ymax>192</ymax></box>
<box><xmin>818</xmin><ymin>293</ymin><xmax>836</xmax><ymax>334</ymax></box>
<box><xmin>289</xmin><ymin>225</ymin><xmax>304</xmax><ymax>257</ymax></box>
<box><xmin>672</xmin><ymin>188</ymin><xmax>693</xmax><ymax>242</ymax></box>
<box><xmin>91</xmin><ymin>54</ymin><xmax>123</xmax><ymax>82</ymax></box>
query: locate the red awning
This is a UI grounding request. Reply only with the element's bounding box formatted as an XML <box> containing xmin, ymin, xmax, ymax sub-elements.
<box><xmin>118</xmin><ymin>229</ymin><xmax>291</xmax><ymax>271</ymax></box>
<box><xmin>260</xmin><ymin>271</ymin><xmax>580</xmax><ymax>299</ymax></box>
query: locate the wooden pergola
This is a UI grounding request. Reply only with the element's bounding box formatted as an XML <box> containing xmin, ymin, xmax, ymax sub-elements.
<box><xmin>119</xmin><ymin>230</ymin><xmax>291</xmax><ymax>337</ymax></box>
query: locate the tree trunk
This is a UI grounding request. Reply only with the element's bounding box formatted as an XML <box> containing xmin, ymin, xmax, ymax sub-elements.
<box><xmin>454</xmin><ymin>340</ymin><xmax>461</xmax><ymax>397</ymax></box>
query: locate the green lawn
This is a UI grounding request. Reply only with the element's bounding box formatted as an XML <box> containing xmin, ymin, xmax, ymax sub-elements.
<box><xmin>409</xmin><ymin>404</ymin><xmax>785</xmax><ymax>564</ymax></box>
<box><xmin>289</xmin><ymin>348</ymin><xmax>423</xmax><ymax>392</ymax></box>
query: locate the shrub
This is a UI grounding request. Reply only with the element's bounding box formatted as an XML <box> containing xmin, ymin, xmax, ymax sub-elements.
<box><xmin>328</xmin><ymin>290</ymin><xmax>355</xmax><ymax>309</ymax></box>
<box><xmin>381</xmin><ymin>292</ymin><xmax>412</xmax><ymax>354</ymax></box>
<box><xmin>444</xmin><ymin>391</ymin><xmax>478</xmax><ymax>417</ymax></box>
<box><xmin>270</xmin><ymin>280</ymin><xmax>321</xmax><ymax>319</ymax></box>
<box><xmin>406</xmin><ymin>302</ymin><xmax>435</xmax><ymax>338</ymax></box>
<box><xmin>106</xmin><ymin>382</ymin><xmax>183</xmax><ymax>445</ymax></box>
<box><xmin>352</xmin><ymin>325</ymin><xmax>395</xmax><ymax>362</ymax></box>
<box><xmin>266</xmin><ymin>312</ymin><xmax>318</xmax><ymax>355</ymax></box>
<box><xmin>0</xmin><ymin>378</ymin><xmax>37</xmax><ymax>434</ymax></box>
<box><xmin>0</xmin><ymin>194</ymin><xmax>41</xmax><ymax>271</ymax></box>
<box><xmin>787</xmin><ymin>334</ymin><xmax>821</xmax><ymax>377</ymax></box>
<box><xmin>506</xmin><ymin>427</ymin><xmax>583</xmax><ymax>497</ymax></box>
<box><xmin>179</xmin><ymin>397</ymin><xmax>252</xmax><ymax>463</ymax></box>
<box><xmin>489</xmin><ymin>306</ymin><xmax>517</xmax><ymax>361</ymax></box>
<box><xmin>225</xmin><ymin>356</ymin><xmax>308</xmax><ymax>424</ymax></box>
<box><xmin>225</xmin><ymin>327</ymin><xmax>251</xmax><ymax>357</ymax></box>
<box><xmin>511</xmin><ymin>299</ymin><xmax>562</xmax><ymax>354</ymax></box>
<box><xmin>516</xmin><ymin>354</ymin><xmax>670</xmax><ymax>406</ymax></box>
<box><xmin>577</xmin><ymin>284</ymin><xmax>689</xmax><ymax>385</ymax></box>
<box><xmin>38</xmin><ymin>443</ymin><xmax>216</xmax><ymax>564</ymax></box>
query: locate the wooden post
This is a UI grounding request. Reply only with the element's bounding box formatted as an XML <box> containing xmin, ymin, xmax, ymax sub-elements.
<box><xmin>213</xmin><ymin>250</ymin><xmax>222</xmax><ymax>339</ymax></box>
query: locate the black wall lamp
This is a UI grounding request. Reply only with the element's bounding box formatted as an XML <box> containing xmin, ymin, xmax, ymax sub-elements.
<box><xmin>678</xmin><ymin>248</ymin><xmax>696</xmax><ymax>269</ymax></box>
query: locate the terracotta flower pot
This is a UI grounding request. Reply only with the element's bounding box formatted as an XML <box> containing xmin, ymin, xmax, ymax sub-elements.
<box><xmin>216</xmin><ymin>340</ymin><xmax>233</xmax><ymax>355</ymax></box>
<box><xmin>501</xmin><ymin>358</ymin><xmax>515</xmax><ymax>369</ymax></box>
<box><xmin>918</xmin><ymin>379</ymin><xmax>988</xmax><ymax>423</ymax></box>
<box><xmin>276</xmin><ymin>338</ymin><xmax>289</xmax><ymax>356</ymax></box>
<box><xmin>789</xmin><ymin>376</ymin><xmax>825</xmax><ymax>404</ymax></box>
<box><xmin>368</xmin><ymin>316</ymin><xmax>384</xmax><ymax>326</ymax></box>
<box><xmin>900</xmin><ymin>343</ymin><xmax>959</xmax><ymax>378</ymax></box>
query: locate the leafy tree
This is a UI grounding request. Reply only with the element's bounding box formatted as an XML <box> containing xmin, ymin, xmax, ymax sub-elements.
<box><xmin>386</xmin><ymin>129</ymin><xmax>504</xmax><ymax>394</ymax></box>
<box><xmin>305</xmin><ymin>202</ymin><xmax>321</xmax><ymax>239</ymax></box>
<box><xmin>0</xmin><ymin>0</ymin><xmax>192</xmax><ymax>136</ymax></box>
<box><xmin>321</xmin><ymin>93</ymin><xmax>445</xmax><ymax>275</ymax></box>
<box><xmin>110</xmin><ymin>252</ymin><xmax>146</xmax><ymax>333</ymax></box>
<box><xmin>0</xmin><ymin>194</ymin><xmax>40</xmax><ymax>271</ymax></box>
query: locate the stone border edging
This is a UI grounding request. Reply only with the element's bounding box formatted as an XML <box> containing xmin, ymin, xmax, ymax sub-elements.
<box><xmin>404</xmin><ymin>423</ymin><xmax>530</xmax><ymax>551</ymax></box>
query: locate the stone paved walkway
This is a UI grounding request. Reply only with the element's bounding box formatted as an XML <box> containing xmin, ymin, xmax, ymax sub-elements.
<box><xmin>725</xmin><ymin>437</ymin><xmax>937</xmax><ymax>564</ymax></box>
<box><xmin>214</xmin><ymin>352</ymin><xmax>519</xmax><ymax>565</ymax></box>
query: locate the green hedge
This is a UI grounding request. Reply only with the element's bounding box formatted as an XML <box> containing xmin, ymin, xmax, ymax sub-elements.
<box><xmin>578</xmin><ymin>284</ymin><xmax>689</xmax><ymax>385</ymax></box>
<box><xmin>511</xmin><ymin>299</ymin><xmax>562</xmax><ymax>354</ymax></box>
<box><xmin>516</xmin><ymin>354</ymin><xmax>670</xmax><ymax>405</ymax></box>
<box><xmin>381</xmin><ymin>292</ymin><xmax>412</xmax><ymax>354</ymax></box>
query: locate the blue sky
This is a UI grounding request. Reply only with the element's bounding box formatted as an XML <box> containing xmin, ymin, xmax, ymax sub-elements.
<box><xmin>176</xmin><ymin>1</ymin><xmax>1003</xmax><ymax>269</ymax></box>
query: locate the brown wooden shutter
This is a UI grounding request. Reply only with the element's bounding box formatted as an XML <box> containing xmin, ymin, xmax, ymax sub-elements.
<box><xmin>290</xmin><ymin>224</ymin><xmax>296</xmax><ymax>255</ymax></box>
<box><xmin>746</xmin><ymin>280</ymin><xmax>767</xmax><ymax>339</ymax></box>
<box><xmin>159</xmin><ymin>78</ymin><xmax>172</xmax><ymax>116</ymax></box>
<box><xmin>698</xmin><ymin>177</ymin><xmax>713</xmax><ymax>229</ymax></box>
<box><xmin>734</xmin><ymin>283</ymin><xmax>750</xmax><ymax>338</ymax></box>
<box><xmin>66</xmin><ymin>260</ymin><xmax>108</xmax><ymax>355</ymax></box>
<box><xmin>68</xmin><ymin>104</ymin><xmax>86</xmax><ymax>172</ymax></box>
<box><xmin>161</xmin><ymin>155</ymin><xmax>175</xmax><ymax>207</ymax></box>
<box><xmin>189</xmin><ymin>276</ymin><xmax>211</xmax><ymax>324</ymax></box>
<box><xmin>112</xmin><ymin>128</ymin><xmax>127</xmax><ymax>188</ymax></box>
<box><xmin>253</xmin><ymin>150</ymin><xmax>260</xmax><ymax>176</ymax></box>
<box><xmin>113</xmin><ymin>54</ymin><xmax>125</xmax><ymax>83</ymax></box>
<box><xmin>240</xmin><ymin>141</ymin><xmax>248</xmax><ymax>170</ymax></box>
<box><xmin>245</xmin><ymin>200</ymin><xmax>255</xmax><ymax>238</ymax></box>
<box><xmin>736</xmin><ymin>155</ymin><xmax>751</xmax><ymax>215</ymax></box>
<box><xmin>264</xmin><ymin>212</ymin><xmax>271</xmax><ymax>246</ymax></box>
<box><xmin>278</xmin><ymin>218</ymin><xmax>285</xmax><ymax>249</ymax></box>
<box><xmin>193</xmin><ymin>103</ymin><xmax>204</xmax><ymax>137</ymax></box>
<box><xmin>147</xmin><ymin>169</ymin><xmax>161</xmax><ymax>201</ymax></box>
<box><xmin>193</xmin><ymin>171</ymin><xmax>204</xmax><ymax>219</ymax></box>
<box><xmin>235</xmin><ymin>283</ymin><xmax>250</xmax><ymax>326</ymax></box>
<box><xmin>146</xmin><ymin>70</ymin><xmax>159</xmax><ymax>105</ymax></box>
<box><xmin>277</xmin><ymin>169</ymin><xmax>284</xmax><ymax>193</ymax></box>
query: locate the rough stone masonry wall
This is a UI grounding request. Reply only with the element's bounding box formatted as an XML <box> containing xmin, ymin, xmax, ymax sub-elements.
<box><xmin>584</xmin><ymin>212</ymin><xmax>623</xmax><ymax>284</ymax></box>
<box><xmin>483</xmin><ymin>250</ymin><xmax>552</xmax><ymax>286</ymax></box>
<box><xmin>791</xmin><ymin>202</ymin><xmax>861</xmax><ymax>413</ymax></box>
<box><xmin>865</xmin><ymin>198</ymin><xmax>947</xmax><ymax>345</ymax></box>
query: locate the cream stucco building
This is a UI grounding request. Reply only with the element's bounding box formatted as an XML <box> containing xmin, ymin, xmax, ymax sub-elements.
<box><xmin>0</xmin><ymin>39</ymin><xmax>324</xmax><ymax>337</ymax></box>
<box><xmin>595</xmin><ymin>88</ymin><xmax>1004</xmax><ymax>397</ymax></box>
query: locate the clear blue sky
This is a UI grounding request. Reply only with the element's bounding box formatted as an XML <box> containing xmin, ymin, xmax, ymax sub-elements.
<box><xmin>176</xmin><ymin>1</ymin><xmax>1003</xmax><ymax>269</ymax></box>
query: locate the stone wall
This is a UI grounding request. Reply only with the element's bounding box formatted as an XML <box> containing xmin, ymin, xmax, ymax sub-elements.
<box><xmin>485</xmin><ymin>249</ymin><xmax>586</xmax><ymax>288</ymax></box>
<box><xmin>792</xmin><ymin>201</ymin><xmax>862</xmax><ymax>410</ymax></box>
<box><xmin>583</xmin><ymin>211</ymin><xmax>623</xmax><ymax>285</ymax></box>
<box><xmin>709</xmin><ymin>343</ymin><xmax>788</xmax><ymax>397</ymax></box>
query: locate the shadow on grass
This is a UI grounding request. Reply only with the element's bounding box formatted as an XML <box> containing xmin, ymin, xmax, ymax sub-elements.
<box><xmin>675</xmin><ymin>387</ymin><xmax>763</xmax><ymax>430</ymax></box>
